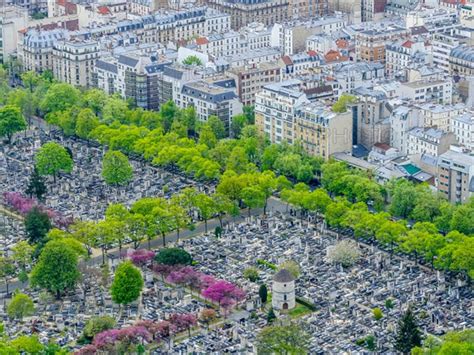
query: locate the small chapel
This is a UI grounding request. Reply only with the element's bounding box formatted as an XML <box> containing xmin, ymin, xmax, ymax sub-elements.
<box><xmin>272</xmin><ymin>268</ymin><xmax>296</xmax><ymax>311</ymax></box>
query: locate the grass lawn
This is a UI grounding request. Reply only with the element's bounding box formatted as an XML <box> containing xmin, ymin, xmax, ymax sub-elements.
<box><xmin>267</xmin><ymin>293</ymin><xmax>313</xmax><ymax>318</ymax></box>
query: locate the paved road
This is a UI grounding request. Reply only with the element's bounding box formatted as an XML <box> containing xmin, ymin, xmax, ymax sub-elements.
<box><xmin>0</xmin><ymin>197</ymin><xmax>288</xmax><ymax>294</ymax></box>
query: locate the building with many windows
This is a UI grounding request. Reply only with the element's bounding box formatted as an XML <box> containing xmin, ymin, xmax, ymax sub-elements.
<box><xmin>449</xmin><ymin>45</ymin><xmax>474</xmax><ymax>77</ymax></box>
<box><xmin>437</xmin><ymin>146</ymin><xmax>474</xmax><ymax>203</ymax></box>
<box><xmin>407</xmin><ymin>127</ymin><xmax>457</xmax><ymax>157</ymax></box>
<box><xmin>450</xmin><ymin>112</ymin><xmax>474</xmax><ymax>150</ymax></box>
<box><xmin>52</xmin><ymin>39</ymin><xmax>99</xmax><ymax>88</ymax></box>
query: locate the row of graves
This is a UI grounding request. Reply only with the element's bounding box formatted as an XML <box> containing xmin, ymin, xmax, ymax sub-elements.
<box><xmin>0</xmin><ymin>128</ymin><xmax>206</xmax><ymax>222</ymax></box>
<box><xmin>171</xmin><ymin>212</ymin><xmax>474</xmax><ymax>353</ymax></box>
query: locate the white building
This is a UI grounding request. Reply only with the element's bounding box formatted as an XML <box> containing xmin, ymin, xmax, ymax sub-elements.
<box><xmin>272</xmin><ymin>269</ymin><xmax>296</xmax><ymax>311</ymax></box>
<box><xmin>450</xmin><ymin>112</ymin><xmax>474</xmax><ymax>150</ymax></box>
<box><xmin>0</xmin><ymin>6</ymin><xmax>28</xmax><ymax>63</ymax></box>
<box><xmin>390</xmin><ymin>105</ymin><xmax>422</xmax><ymax>155</ymax></box>
<box><xmin>385</xmin><ymin>40</ymin><xmax>430</xmax><ymax>79</ymax></box>
<box><xmin>407</xmin><ymin>127</ymin><xmax>457</xmax><ymax>157</ymax></box>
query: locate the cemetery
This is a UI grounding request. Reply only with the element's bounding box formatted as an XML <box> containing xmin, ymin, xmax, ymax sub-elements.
<box><xmin>0</xmin><ymin>126</ymin><xmax>472</xmax><ymax>353</ymax></box>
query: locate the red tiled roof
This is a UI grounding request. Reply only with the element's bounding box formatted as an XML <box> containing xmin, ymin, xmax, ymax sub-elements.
<box><xmin>402</xmin><ymin>40</ymin><xmax>414</xmax><ymax>48</ymax></box>
<box><xmin>97</xmin><ymin>6</ymin><xmax>111</xmax><ymax>15</ymax></box>
<box><xmin>324</xmin><ymin>50</ymin><xmax>348</xmax><ymax>63</ymax></box>
<box><xmin>195</xmin><ymin>37</ymin><xmax>209</xmax><ymax>45</ymax></box>
<box><xmin>307</xmin><ymin>50</ymin><xmax>317</xmax><ymax>57</ymax></box>
<box><xmin>281</xmin><ymin>55</ymin><xmax>293</xmax><ymax>65</ymax></box>
<box><xmin>336</xmin><ymin>39</ymin><xmax>349</xmax><ymax>48</ymax></box>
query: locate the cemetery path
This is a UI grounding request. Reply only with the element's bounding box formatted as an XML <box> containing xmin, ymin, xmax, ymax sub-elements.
<box><xmin>0</xmin><ymin>197</ymin><xmax>288</xmax><ymax>294</ymax></box>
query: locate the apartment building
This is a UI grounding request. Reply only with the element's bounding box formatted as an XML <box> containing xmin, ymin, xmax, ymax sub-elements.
<box><xmin>179</xmin><ymin>79</ymin><xmax>243</xmax><ymax>134</ymax></box>
<box><xmin>399</xmin><ymin>79</ymin><xmax>453</xmax><ymax>105</ymax></box>
<box><xmin>255</xmin><ymin>80</ymin><xmax>309</xmax><ymax>145</ymax></box>
<box><xmin>280</xmin><ymin>52</ymin><xmax>322</xmax><ymax>79</ymax></box>
<box><xmin>361</xmin><ymin>0</ymin><xmax>386</xmax><ymax>22</ymax></box>
<box><xmin>330</xmin><ymin>62</ymin><xmax>385</xmax><ymax>95</ymax></box>
<box><xmin>194</xmin><ymin>31</ymin><xmax>241</xmax><ymax>58</ymax></box>
<box><xmin>239</xmin><ymin>23</ymin><xmax>272</xmax><ymax>51</ymax></box>
<box><xmin>407</xmin><ymin>127</ymin><xmax>457</xmax><ymax>157</ymax></box>
<box><xmin>94</xmin><ymin>54</ymin><xmax>172</xmax><ymax>110</ymax></box>
<box><xmin>432</xmin><ymin>31</ymin><xmax>470</xmax><ymax>73</ymax></box>
<box><xmin>449</xmin><ymin>45</ymin><xmax>474</xmax><ymax>77</ymax></box>
<box><xmin>347</xmin><ymin>22</ymin><xmax>410</xmax><ymax>63</ymax></box>
<box><xmin>450</xmin><ymin>112</ymin><xmax>474</xmax><ymax>150</ymax></box>
<box><xmin>352</xmin><ymin>87</ymin><xmax>391</xmax><ymax>149</ymax></box>
<box><xmin>437</xmin><ymin>146</ymin><xmax>474</xmax><ymax>203</ymax></box>
<box><xmin>295</xmin><ymin>102</ymin><xmax>352</xmax><ymax>159</ymax></box>
<box><xmin>385</xmin><ymin>40</ymin><xmax>429</xmax><ymax>79</ymax></box>
<box><xmin>389</xmin><ymin>105</ymin><xmax>422</xmax><ymax>155</ymax></box>
<box><xmin>288</xmin><ymin>0</ymin><xmax>329</xmax><ymax>19</ymax></box>
<box><xmin>204</xmin><ymin>0</ymin><xmax>289</xmax><ymax>30</ymax></box>
<box><xmin>417</xmin><ymin>103</ymin><xmax>465</xmax><ymax>131</ymax></box>
<box><xmin>0</xmin><ymin>6</ymin><xmax>28</xmax><ymax>63</ymax></box>
<box><xmin>271</xmin><ymin>17</ymin><xmax>345</xmax><ymax>55</ymax></box>
<box><xmin>227</xmin><ymin>62</ymin><xmax>282</xmax><ymax>106</ymax></box>
<box><xmin>52</xmin><ymin>40</ymin><xmax>99</xmax><ymax>88</ymax></box>
<box><xmin>19</xmin><ymin>28</ymin><xmax>69</xmax><ymax>72</ymax></box>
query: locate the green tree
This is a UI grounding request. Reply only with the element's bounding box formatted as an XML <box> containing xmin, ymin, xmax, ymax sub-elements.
<box><xmin>226</xmin><ymin>146</ymin><xmax>250</xmax><ymax>174</ymax></box>
<box><xmin>230</xmin><ymin>114</ymin><xmax>249</xmax><ymax>138</ymax></box>
<box><xmin>372</xmin><ymin>307</ymin><xmax>383</xmax><ymax>321</ymax></box>
<box><xmin>266</xmin><ymin>308</ymin><xmax>276</xmax><ymax>323</ymax></box>
<box><xmin>332</xmin><ymin>93</ymin><xmax>356</xmax><ymax>113</ymax></box>
<box><xmin>102</xmin><ymin>150</ymin><xmax>133</xmax><ymax>186</ymax></box>
<box><xmin>24</xmin><ymin>206</ymin><xmax>51</xmax><ymax>245</ymax></box>
<box><xmin>159</xmin><ymin>100</ymin><xmax>178</xmax><ymax>132</ymax></box>
<box><xmin>110</xmin><ymin>261</ymin><xmax>144</xmax><ymax>305</ymax></box>
<box><xmin>7</xmin><ymin>293</ymin><xmax>35</xmax><ymax>320</ymax></box>
<box><xmin>82</xmin><ymin>88</ymin><xmax>108</xmax><ymax>115</ymax></box>
<box><xmin>83</xmin><ymin>315</ymin><xmax>116</xmax><ymax>340</ymax></box>
<box><xmin>76</xmin><ymin>108</ymin><xmax>99</xmax><ymax>139</ymax></box>
<box><xmin>198</xmin><ymin>124</ymin><xmax>218</xmax><ymax>148</ymax></box>
<box><xmin>7</xmin><ymin>89</ymin><xmax>37</xmax><ymax>127</ymax></box>
<box><xmin>10</xmin><ymin>336</ymin><xmax>44</xmax><ymax>354</ymax></box>
<box><xmin>0</xmin><ymin>105</ymin><xmax>26</xmax><ymax>143</ymax></box>
<box><xmin>0</xmin><ymin>257</ymin><xmax>16</xmax><ymax>295</ymax></box>
<box><xmin>207</xmin><ymin>115</ymin><xmax>226</xmax><ymax>139</ymax></box>
<box><xmin>243</xmin><ymin>105</ymin><xmax>255</xmax><ymax>124</ymax></box>
<box><xmin>35</xmin><ymin>142</ymin><xmax>74</xmax><ymax>182</ymax></box>
<box><xmin>257</xmin><ymin>324</ymin><xmax>310</xmax><ymax>354</ymax></box>
<box><xmin>154</xmin><ymin>248</ymin><xmax>192</xmax><ymax>265</ymax></box>
<box><xmin>241</xmin><ymin>186</ymin><xmax>266</xmax><ymax>217</ymax></box>
<box><xmin>182</xmin><ymin>55</ymin><xmax>203</xmax><ymax>66</ymax></box>
<box><xmin>30</xmin><ymin>240</ymin><xmax>80</xmax><ymax>299</ymax></box>
<box><xmin>450</xmin><ymin>203</ymin><xmax>474</xmax><ymax>235</ymax></box>
<box><xmin>259</xmin><ymin>284</ymin><xmax>268</xmax><ymax>304</ymax></box>
<box><xmin>25</xmin><ymin>168</ymin><xmax>47</xmax><ymax>201</ymax></box>
<box><xmin>40</xmin><ymin>83</ymin><xmax>80</xmax><ymax>114</ymax></box>
<box><xmin>243</xmin><ymin>267</ymin><xmax>260</xmax><ymax>282</ymax></box>
<box><xmin>389</xmin><ymin>179</ymin><xmax>418</xmax><ymax>219</ymax></box>
<box><xmin>194</xmin><ymin>193</ymin><xmax>216</xmax><ymax>233</ymax></box>
<box><xmin>102</xmin><ymin>95</ymin><xmax>129</xmax><ymax>124</ymax></box>
<box><xmin>11</xmin><ymin>241</ymin><xmax>34</xmax><ymax>274</ymax></box>
<box><xmin>394</xmin><ymin>307</ymin><xmax>422</xmax><ymax>354</ymax></box>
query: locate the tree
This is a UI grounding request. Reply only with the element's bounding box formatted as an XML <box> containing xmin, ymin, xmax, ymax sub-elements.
<box><xmin>327</xmin><ymin>240</ymin><xmax>361</xmax><ymax>267</ymax></box>
<box><xmin>389</xmin><ymin>179</ymin><xmax>418</xmax><ymax>219</ymax></box>
<box><xmin>7</xmin><ymin>89</ymin><xmax>37</xmax><ymax>128</ymax></box>
<box><xmin>159</xmin><ymin>100</ymin><xmax>178</xmax><ymax>132</ymax></box>
<box><xmin>7</xmin><ymin>293</ymin><xmax>35</xmax><ymax>320</ymax></box>
<box><xmin>207</xmin><ymin>115</ymin><xmax>226</xmax><ymax>139</ymax></box>
<box><xmin>394</xmin><ymin>307</ymin><xmax>422</xmax><ymax>354</ymax></box>
<box><xmin>154</xmin><ymin>248</ymin><xmax>192</xmax><ymax>266</ymax></box>
<box><xmin>278</xmin><ymin>260</ymin><xmax>300</xmax><ymax>279</ymax></box>
<box><xmin>102</xmin><ymin>150</ymin><xmax>133</xmax><ymax>186</ymax></box>
<box><xmin>102</xmin><ymin>95</ymin><xmax>129</xmax><ymax>124</ymax></box>
<box><xmin>30</xmin><ymin>240</ymin><xmax>81</xmax><ymax>299</ymax></box>
<box><xmin>230</xmin><ymin>114</ymin><xmax>248</xmax><ymax>138</ymax></box>
<box><xmin>182</xmin><ymin>55</ymin><xmax>203</xmax><ymax>66</ymax></box>
<box><xmin>243</xmin><ymin>267</ymin><xmax>260</xmax><ymax>282</ymax></box>
<box><xmin>82</xmin><ymin>88</ymin><xmax>107</xmax><ymax>115</ymax></box>
<box><xmin>259</xmin><ymin>284</ymin><xmax>268</xmax><ymax>304</ymax></box>
<box><xmin>198</xmin><ymin>124</ymin><xmax>218</xmax><ymax>148</ymax></box>
<box><xmin>0</xmin><ymin>105</ymin><xmax>26</xmax><ymax>143</ymax></box>
<box><xmin>25</xmin><ymin>168</ymin><xmax>47</xmax><ymax>201</ymax></box>
<box><xmin>76</xmin><ymin>108</ymin><xmax>99</xmax><ymax>139</ymax></box>
<box><xmin>199</xmin><ymin>308</ymin><xmax>216</xmax><ymax>328</ymax></box>
<box><xmin>372</xmin><ymin>307</ymin><xmax>383</xmax><ymax>321</ymax></box>
<box><xmin>226</xmin><ymin>146</ymin><xmax>250</xmax><ymax>174</ymax></box>
<box><xmin>194</xmin><ymin>193</ymin><xmax>216</xmax><ymax>233</ymax></box>
<box><xmin>11</xmin><ymin>241</ymin><xmax>34</xmax><ymax>274</ymax></box>
<box><xmin>110</xmin><ymin>261</ymin><xmax>144</xmax><ymax>305</ymax></box>
<box><xmin>332</xmin><ymin>93</ymin><xmax>356</xmax><ymax>113</ymax></box>
<box><xmin>241</xmin><ymin>186</ymin><xmax>265</xmax><ymax>217</ymax></box>
<box><xmin>266</xmin><ymin>308</ymin><xmax>276</xmax><ymax>323</ymax></box>
<box><xmin>0</xmin><ymin>257</ymin><xmax>16</xmax><ymax>295</ymax></box>
<box><xmin>83</xmin><ymin>316</ymin><xmax>116</xmax><ymax>340</ymax></box>
<box><xmin>35</xmin><ymin>142</ymin><xmax>74</xmax><ymax>182</ymax></box>
<box><xmin>201</xmin><ymin>280</ymin><xmax>245</xmax><ymax>312</ymax></box>
<box><xmin>24</xmin><ymin>206</ymin><xmax>51</xmax><ymax>245</ymax></box>
<box><xmin>40</xmin><ymin>83</ymin><xmax>80</xmax><ymax>114</ymax></box>
<box><xmin>256</xmin><ymin>324</ymin><xmax>310</xmax><ymax>354</ymax></box>
<box><xmin>10</xmin><ymin>336</ymin><xmax>44</xmax><ymax>354</ymax></box>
